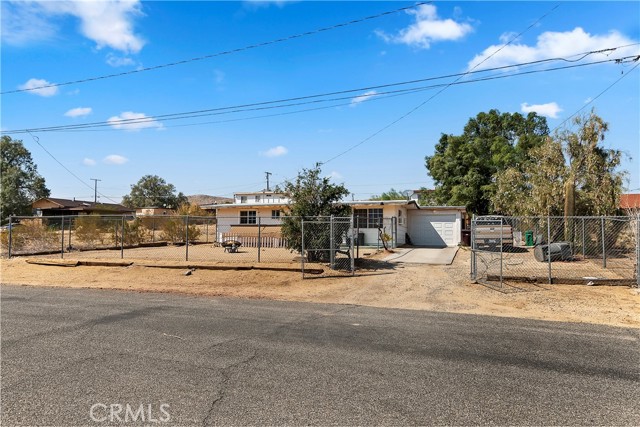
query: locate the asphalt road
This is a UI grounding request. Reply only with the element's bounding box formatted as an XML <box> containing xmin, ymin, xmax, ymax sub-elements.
<box><xmin>1</xmin><ymin>284</ymin><xmax>639</xmax><ymax>426</ymax></box>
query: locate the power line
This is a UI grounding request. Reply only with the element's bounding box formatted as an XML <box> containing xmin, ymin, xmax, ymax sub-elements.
<box><xmin>25</xmin><ymin>132</ymin><xmax>120</xmax><ymax>204</ymax></box>
<box><xmin>551</xmin><ymin>61</ymin><xmax>640</xmax><ymax>132</ymax></box>
<box><xmin>2</xmin><ymin>2</ymin><xmax>430</xmax><ymax>95</ymax></box>
<box><xmin>4</xmin><ymin>52</ymin><xmax>637</xmax><ymax>135</ymax></box>
<box><xmin>321</xmin><ymin>3</ymin><xmax>563</xmax><ymax>166</ymax></box>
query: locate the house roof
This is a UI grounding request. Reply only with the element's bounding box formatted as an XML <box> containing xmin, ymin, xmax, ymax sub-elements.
<box><xmin>234</xmin><ymin>191</ymin><xmax>286</xmax><ymax>196</ymax></box>
<box><xmin>33</xmin><ymin>198</ymin><xmax>133</xmax><ymax>213</ymax></box>
<box><xmin>620</xmin><ymin>193</ymin><xmax>640</xmax><ymax>209</ymax></box>
<box><xmin>205</xmin><ymin>198</ymin><xmax>465</xmax><ymax>211</ymax></box>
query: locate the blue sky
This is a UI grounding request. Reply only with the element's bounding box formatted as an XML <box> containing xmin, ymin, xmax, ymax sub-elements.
<box><xmin>2</xmin><ymin>1</ymin><xmax>639</xmax><ymax>204</ymax></box>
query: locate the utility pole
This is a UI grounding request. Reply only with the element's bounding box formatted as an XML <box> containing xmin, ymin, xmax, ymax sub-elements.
<box><xmin>265</xmin><ymin>172</ymin><xmax>272</xmax><ymax>192</ymax></box>
<box><xmin>90</xmin><ymin>178</ymin><xmax>101</xmax><ymax>203</ymax></box>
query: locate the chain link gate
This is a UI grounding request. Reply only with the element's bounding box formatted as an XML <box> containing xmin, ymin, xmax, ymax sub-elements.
<box><xmin>301</xmin><ymin>216</ymin><xmax>355</xmax><ymax>278</ymax></box>
<box><xmin>471</xmin><ymin>215</ymin><xmax>640</xmax><ymax>288</ymax></box>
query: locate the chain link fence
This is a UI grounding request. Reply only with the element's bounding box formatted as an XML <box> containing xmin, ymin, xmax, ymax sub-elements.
<box><xmin>471</xmin><ymin>215</ymin><xmax>640</xmax><ymax>288</ymax></box>
<box><xmin>2</xmin><ymin>215</ymin><xmax>363</xmax><ymax>273</ymax></box>
<box><xmin>302</xmin><ymin>217</ymin><xmax>355</xmax><ymax>278</ymax></box>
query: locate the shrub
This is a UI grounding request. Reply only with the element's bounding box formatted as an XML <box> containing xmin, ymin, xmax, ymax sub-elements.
<box><xmin>74</xmin><ymin>215</ymin><xmax>108</xmax><ymax>246</ymax></box>
<box><xmin>161</xmin><ymin>217</ymin><xmax>201</xmax><ymax>244</ymax></box>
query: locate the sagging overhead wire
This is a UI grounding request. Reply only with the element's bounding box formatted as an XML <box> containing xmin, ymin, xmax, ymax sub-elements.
<box><xmin>25</xmin><ymin>131</ymin><xmax>120</xmax><ymax>204</ymax></box>
<box><xmin>2</xmin><ymin>1</ymin><xmax>431</xmax><ymax>95</ymax></box>
<box><xmin>3</xmin><ymin>50</ymin><xmax>638</xmax><ymax>135</ymax></box>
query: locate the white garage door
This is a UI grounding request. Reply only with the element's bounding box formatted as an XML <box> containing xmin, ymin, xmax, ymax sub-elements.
<box><xmin>408</xmin><ymin>213</ymin><xmax>457</xmax><ymax>247</ymax></box>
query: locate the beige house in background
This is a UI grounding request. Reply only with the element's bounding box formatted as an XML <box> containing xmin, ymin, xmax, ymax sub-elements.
<box><xmin>135</xmin><ymin>207</ymin><xmax>175</xmax><ymax>216</ymax></box>
<box><xmin>202</xmin><ymin>191</ymin><xmax>466</xmax><ymax>247</ymax></box>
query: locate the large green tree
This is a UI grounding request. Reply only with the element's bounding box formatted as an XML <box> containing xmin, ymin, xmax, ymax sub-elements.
<box><xmin>370</xmin><ymin>188</ymin><xmax>408</xmax><ymax>201</ymax></box>
<box><xmin>0</xmin><ymin>136</ymin><xmax>50</xmax><ymax>223</ymax></box>
<box><xmin>122</xmin><ymin>175</ymin><xmax>188</xmax><ymax>209</ymax></box>
<box><xmin>280</xmin><ymin>165</ymin><xmax>351</xmax><ymax>261</ymax></box>
<box><xmin>492</xmin><ymin>110</ymin><xmax>624</xmax><ymax>216</ymax></box>
<box><xmin>425</xmin><ymin>110</ymin><xmax>549</xmax><ymax>214</ymax></box>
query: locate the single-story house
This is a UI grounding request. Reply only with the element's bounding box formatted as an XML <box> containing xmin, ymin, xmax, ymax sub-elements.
<box><xmin>32</xmin><ymin>198</ymin><xmax>135</xmax><ymax>217</ymax></box>
<box><xmin>201</xmin><ymin>191</ymin><xmax>466</xmax><ymax>247</ymax></box>
<box><xmin>620</xmin><ymin>193</ymin><xmax>640</xmax><ymax>210</ymax></box>
<box><xmin>135</xmin><ymin>207</ymin><xmax>175</xmax><ymax>216</ymax></box>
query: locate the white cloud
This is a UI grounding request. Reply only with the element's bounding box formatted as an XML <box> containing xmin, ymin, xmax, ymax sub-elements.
<box><xmin>83</xmin><ymin>158</ymin><xmax>96</xmax><ymax>166</ymax></box>
<box><xmin>19</xmin><ymin>78</ymin><xmax>59</xmax><ymax>97</ymax></box>
<box><xmin>65</xmin><ymin>107</ymin><xmax>92</xmax><ymax>118</ymax></box>
<box><xmin>377</xmin><ymin>4</ymin><xmax>473</xmax><ymax>49</ymax></box>
<box><xmin>261</xmin><ymin>146</ymin><xmax>288</xmax><ymax>158</ymax></box>
<box><xmin>521</xmin><ymin>102</ymin><xmax>563</xmax><ymax>119</ymax></box>
<box><xmin>350</xmin><ymin>90</ymin><xmax>378</xmax><ymax>107</ymax></box>
<box><xmin>244</xmin><ymin>1</ymin><xmax>291</xmax><ymax>10</ymax></box>
<box><xmin>3</xmin><ymin>0</ymin><xmax>145</xmax><ymax>53</ymax></box>
<box><xmin>467</xmin><ymin>27</ymin><xmax>640</xmax><ymax>70</ymax></box>
<box><xmin>106</xmin><ymin>53</ymin><xmax>136</xmax><ymax>67</ymax></box>
<box><xmin>213</xmin><ymin>69</ymin><xmax>225</xmax><ymax>84</ymax></box>
<box><xmin>1</xmin><ymin>2</ymin><xmax>57</xmax><ymax>46</ymax></box>
<box><xmin>107</xmin><ymin>111</ymin><xmax>163</xmax><ymax>131</ymax></box>
<box><xmin>327</xmin><ymin>171</ymin><xmax>343</xmax><ymax>181</ymax></box>
<box><xmin>103</xmin><ymin>154</ymin><xmax>129</xmax><ymax>165</ymax></box>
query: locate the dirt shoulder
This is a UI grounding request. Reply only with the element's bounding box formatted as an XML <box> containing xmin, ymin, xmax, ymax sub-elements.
<box><xmin>1</xmin><ymin>249</ymin><xmax>638</xmax><ymax>328</ymax></box>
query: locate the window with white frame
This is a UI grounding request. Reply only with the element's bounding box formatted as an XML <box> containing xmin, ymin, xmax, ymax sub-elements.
<box><xmin>354</xmin><ymin>208</ymin><xmax>383</xmax><ymax>228</ymax></box>
<box><xmin>240</xmin><ymin>196</ymin><xmax>247</xmax><ymax>203</ymax></box>
<box><xmin>271</xmin><ymin>210</ymin><xmax>280</xmax><ymax>219</ymax></box>
<box><xmin>240</xmin><ymin>210</ymin><xmax>257</xmax><ymax>224</ymax></box>
<box><xmin>255</xmin><ymin>195</ymin><xmax>261</xmax><ymax>202</ymax></box>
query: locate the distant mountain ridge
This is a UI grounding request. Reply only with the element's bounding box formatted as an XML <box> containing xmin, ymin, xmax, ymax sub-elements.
<box><xmin>187</xmin><ymin>194</ymin><xmax>233</xmax><ymax>206</ymax></box>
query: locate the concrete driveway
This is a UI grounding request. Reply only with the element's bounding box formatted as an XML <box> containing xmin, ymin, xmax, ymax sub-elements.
<box><xmin>383</xmin><ymin>246</ymin><xmax>459</xmax><ymax>265</ymax></box>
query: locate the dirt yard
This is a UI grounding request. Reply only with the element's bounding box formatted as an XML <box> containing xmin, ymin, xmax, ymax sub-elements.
<box><xmin>1</xmin><ymin>248</ymin><xmax>638</xmax><ymax>328</ymax></box>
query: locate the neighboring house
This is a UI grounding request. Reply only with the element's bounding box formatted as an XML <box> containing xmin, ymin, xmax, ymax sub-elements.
<box><xmin>202</xmin><ymin>191</ymin><xmax>466</xmax><ymax>247</ymax></box>
<box><xmin>409</xmin><ymin>189</ymin><xmax>434</xmax><ymax>201</ymax></box>
<box><xmin>620</xmin><ymin>194</ymin><xmax>640</xmax><ymax>210</ymax></box>
<box><xmin>32</xmin><ymin>198</ymin><xmax>134</xmax><ymax>217</ymax></box>
<box><xmin>136</xmin><ymin>207</ymin><xmax>175</xmax><ymax>216</ymax></box>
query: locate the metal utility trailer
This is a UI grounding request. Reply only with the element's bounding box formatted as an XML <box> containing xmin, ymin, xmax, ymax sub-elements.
<box><xmin>473</xmin><ymin>216</ymin><xmax>513</xmax><ymax>251</ymax></box>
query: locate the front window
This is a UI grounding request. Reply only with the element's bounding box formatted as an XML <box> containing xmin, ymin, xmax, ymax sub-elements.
<box><xmin>354</xmin><ymin>208</ymin><xmax>383</xmax><ymax>228</ymax></box>
<box><xmin>240</xmin><ymin>210</ymin><xmax>256</xmax><ymax>224</ymax></box>
<box><xmin>271</xmin><ymin>210</ymin><xmax>280</xmax><ymax>219</ymax></box>
<box><xmin>240</xmin><ymin>196</ymin><xmax>247</xmax><ymax>203</ymax></box>
<box><xmin>255</xmin><ymin>195</ymin><xmax>261</xmax><ymax>202</ymax></box>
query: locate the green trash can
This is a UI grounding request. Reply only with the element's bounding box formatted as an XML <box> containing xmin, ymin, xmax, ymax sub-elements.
<box><xmin>524</xmin><ymin>230</ymin><xmax>534</xmax><ymax>246</ymax></box>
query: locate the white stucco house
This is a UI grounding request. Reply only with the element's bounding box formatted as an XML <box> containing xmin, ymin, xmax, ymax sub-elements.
<box><xmin>202</xmin><ymin>191</ymin><xmax>467</xmax><ymax>248</ymax></box>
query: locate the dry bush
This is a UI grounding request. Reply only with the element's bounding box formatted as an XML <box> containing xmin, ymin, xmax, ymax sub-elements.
<box><xmin>161</xmin><ymin>217</ymin><xmax>201</xmax><ymax>244</ymax></box>
<box><xmin>1</xmin><ymin>219</ymin><xmax>58</xmax><ymax>252</ymax></box>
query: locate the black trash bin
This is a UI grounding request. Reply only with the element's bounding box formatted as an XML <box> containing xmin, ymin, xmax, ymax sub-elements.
<box><xmin>534</xmin><ymin>242</ymin><xmax>572</xmax><ymax>262</ymax></box>
<box><xmin>461</xmin><ymin>229</ymin><xmax>471</xmax><ymax>247</ymax></box>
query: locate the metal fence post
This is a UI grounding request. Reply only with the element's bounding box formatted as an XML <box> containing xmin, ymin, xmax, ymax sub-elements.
<box><xmin>470</xmin><ymin>214</ymin><xmax>477</xmax><ymax>281</ymax></box>
<box><xmin>356</xmin><ymin>220</ymin><xmax>360</xmax><ymax>259</ymax></box>
<box><xmin>350</xmin><ymin>216</ymin><xmax>355</xmax><ymax>275</ymax></box>
<box><xmin>330</xmin><ymin>215</ymin><xmax>335</xmax><ymax>270</ymax></box>
<box><xmin>500</xmin><ymin>219</ymin><xmax>503</xmax><ymax>288</ymax></box>
<box><xmin>121</xmin><ymin>216</ymin><xmax>125</xmax><ymax>259</ymax></box>
<box><xmin>547</xmin><ymin>216</ymin><xmax>552</xmax><ymax>284</ymax></box>
<box><xmin>68</xmin><ymin>217</ymin><xmax>72</xmax><ymax>252</ymax></box>
<box><xmin>636</xmin><ymin>214</ymin><xmax>639</xmax><ymax>288</ymax></box>
<box><xmin>301</xmin><ymin>219</ymin><xmax>305</xmax><ymax>277</ymax></box>
<box><xmin>185</xmin><ymin>215</ymin><xmax>189</xmax><ymax>262</ymax></box>
<box><xmin>61</xmin><ymin>215</ymin><xmax>65</xmax><ymax>259</ymax></box>
<box><xmin>601</xmin><ymin>216</ymin><xmax>606</xmax><ymax>268</ymax></box>
<box><xmin>8</xmin><ymin>216</ymin><xmax>13</xmax><ymax>258</ymax></box>
<box><xmin>582</xmin><ymin>217</ymin><xmax>585</xmax><ymax>259</ymax></box>
<box><xmin>257</xmin><ymin>216</ymin><xmax>262</xmax><ymax>263</ymax></box>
